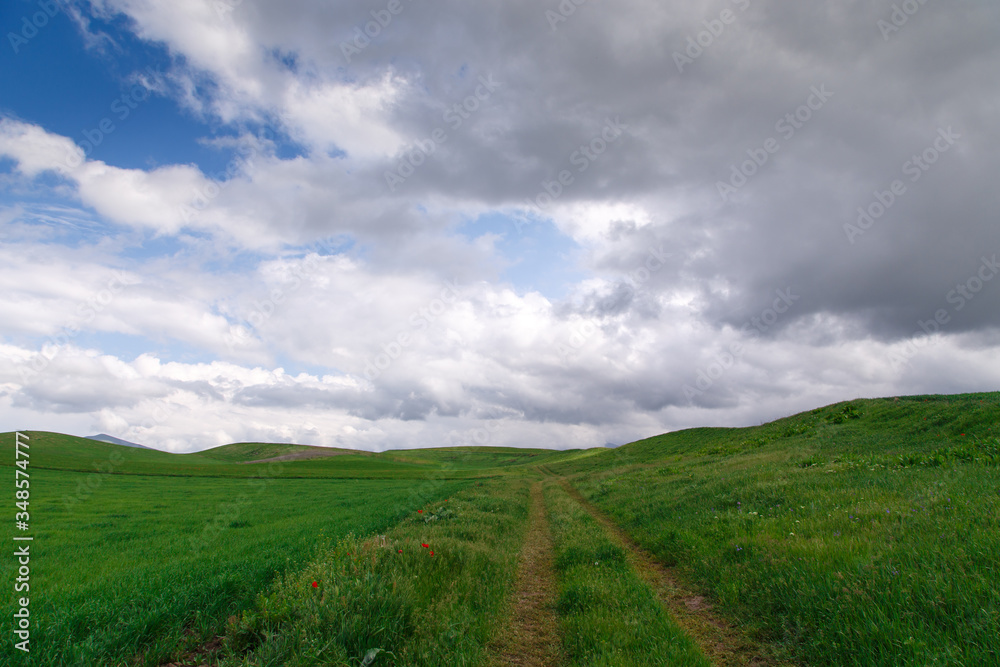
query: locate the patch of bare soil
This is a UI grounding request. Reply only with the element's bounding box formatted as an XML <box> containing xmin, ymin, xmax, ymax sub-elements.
<box><xmin>489</xmin><ymin>482</ymin><xmax>564</xmax><ymax>667</ymax></box>
<box><xmin>559</xmin><ymin>479</ymin><xmax>789</xmax><ymax>667</ymax></box>
<box><xmin>157</xmin><ymin>633</ymin><xmax>223</xmax><ymax>667</ymax></box>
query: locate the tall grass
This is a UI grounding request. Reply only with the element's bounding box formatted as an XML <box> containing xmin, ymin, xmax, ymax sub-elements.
<box><xmin>219</xmin><ymin>479</ymin><xmax>532</xmax><ymax>666</ymax></box>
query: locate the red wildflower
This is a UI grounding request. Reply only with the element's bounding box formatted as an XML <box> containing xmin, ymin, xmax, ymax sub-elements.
<box><xmin>312</xmin><ymin>581</ymin><xmax>318</xmax><ymax>588</ymax></box>
<box><xmin>417</xmin><ymin>510</ymin><xmax>423</xmax><ymax>513</ymax></box>
<box><xmin>422</xmin><ymin>543</ymin><xmax>429</xmax><ymax>548</ymax></box>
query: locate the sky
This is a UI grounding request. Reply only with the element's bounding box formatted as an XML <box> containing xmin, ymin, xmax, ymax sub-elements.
<box><xmin>1</xmin><ymin>0</ymin><xmax>998</xmax><ymax>453</ymax></box>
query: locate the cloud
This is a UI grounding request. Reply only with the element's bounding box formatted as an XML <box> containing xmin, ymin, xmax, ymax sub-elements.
<box><xmin>281</xmin><ymin>74</ymin><xmax>407</xmax><ymax>159</ymax></box>
<box><xmin>1</xmin><ymin>118</ymin><xmax>205</xmax><ymax>235</ymax></box>
<box><xmin>1</xmin><ymin>0</ymin><xmax>999</xmax><ymax>451</ymax></box>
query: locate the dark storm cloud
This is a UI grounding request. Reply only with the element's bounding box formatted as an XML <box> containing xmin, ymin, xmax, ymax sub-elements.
<box><xmin>243</xmin><ymin>0</ymin><xmax>999</xmax><ymax>345</ymax></box>
<box><xmin>222</xmin><ymin>1</ymin><xmax>1000</xmax><ymax>328</ymax></box>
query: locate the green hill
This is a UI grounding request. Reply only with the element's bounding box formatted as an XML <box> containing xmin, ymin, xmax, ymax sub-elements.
<box><xmin>1</xmin><ymin>391</ymin><xmax>997</xmax><ymax>666</ymax></box>
<box><xmin>5</xmin><ymin>392</ymin><xmax>997</xmax><ymax>478</ymax></box>
<box><xmin>551</xmin><ymin>391</ymin><xmax>1000</xmax><ymax>475</ymax></box>
<box><xmin>194</xmin><ymin>441</ymin><xmax>370</xmax><ymax>463</ymax></box>
<box><xmin>0</xmin><ymin>432</ymin><xmax>591</xmax><ymax>479</ymax></box>
<box><xmin>0</xmin><ymin>432</ymin><xmax>437</xmax><ymax>479</ymax></box>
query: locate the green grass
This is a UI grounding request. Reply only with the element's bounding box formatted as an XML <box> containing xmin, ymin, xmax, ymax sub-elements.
<box><xmin>218</xmin><ymin>479</ymin><xmax>531</xmax><ymax>666</ymax></box>
<box><xmin>0</xmin><ymin>466</ymin><xmax>467</xmax><ymax>665</ymax></box>
<box><xmin>385</xmin><ymin>446</ymin><xmax>589</xmax><ymax>470</ymax></box>
<box><xmin>556</xmin><ymin>392</ymin><xmax>1000</xmax><ymax>665</ymax></box>
<box><xmin>544</xmin><ymin>483</ymin><xmax>710</xmax><ymax>667</ymax></box>
<box><xmin>3</xmin><ymin>391</ymin><xmax>998</xmax><ymax>665</ymax></box>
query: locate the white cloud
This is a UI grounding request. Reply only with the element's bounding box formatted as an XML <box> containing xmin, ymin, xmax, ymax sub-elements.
<box><xmin>0</xmin><ymin>119</ymin><xmax>206</xmax><ymax>235</ymax></box>
<box><xmin>2</xmin><ymin>317</ymin><xmax>998</xmax><ymax>452</ymax></box>
<box><xmin>93</xmin><ymin>0</ymin><xmax>409</xmax><ymax>158</ymax></box>
<box><xmin>280</xmin><ymin>74</ymin><xmax>407</xmax><ymax>159</ymax></box>
<box><xmin>0</xmin><ymin>119</ymin><xmax>83</xmax><ymax>178</ymax></box>
<box><xmin>2</xmin><ymin>0</ymin><xmax>999</xmax><ymax>453</ymax></box>
<box><xmin>547</xmin><ymin>201</ymin><xmax>656</xmax><ymax>244</ymax></box>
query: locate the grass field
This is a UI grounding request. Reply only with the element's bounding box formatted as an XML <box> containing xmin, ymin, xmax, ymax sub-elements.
<box><xmin>2</xmin><ymin>391</ymin><xmax>998</xmax><ymax>665</ymax></box>
<box><xmin>0</xmin><ymin>465</ymin><xmax>468</xmax><ymax>665</ymax></box>
<box><xmin>552</xmin><ymin>392</ymin><xmax>1000</xmax><ymax>665</ymax></box>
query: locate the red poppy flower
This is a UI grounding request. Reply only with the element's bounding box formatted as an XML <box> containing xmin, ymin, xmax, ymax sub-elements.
<box><xmin>398</xmin><ymin>549</ymin><xmax>403</xmax><ymax>553</ymax></box>
<box><xmin>417</xmin><ymin>510</ymin><xmax>423</xmax><ymax>513</ymax></box>
<box><xmin>430</xmin><ymin>551</ymin><xmax>435</xmax><ymax>556</ymax></box>
<box><xmin>312</xmin><ymin>581</ymin><xmax>318</xmax><ymax>588</ymax></box>
<box><xmin>422</xmin><ymin>543</ymin><xmax>429</xmax><ymax>548</ymax></box>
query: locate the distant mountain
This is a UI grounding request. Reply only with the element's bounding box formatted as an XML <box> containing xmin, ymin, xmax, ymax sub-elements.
<box><xmin>86</xmin><ymin>434</ymin><xmax>154</xmax><ymax>450</ymax></box>
<box><xmin>603</xmin><ymin>442</ymin><xmax>620</xmax><ymax>448</ymax></box>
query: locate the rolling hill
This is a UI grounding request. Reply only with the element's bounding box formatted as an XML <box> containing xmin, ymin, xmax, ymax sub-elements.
<box><xmin>1</xmin><ymin>390</ymin><xmax>997</xmax><ymax>666</ymax></box>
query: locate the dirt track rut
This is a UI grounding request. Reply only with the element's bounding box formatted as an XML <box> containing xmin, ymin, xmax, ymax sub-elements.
<box><xmin>558</xmin><ymin>479</ymin><xmax>783</xmax><ymax>667</ymax></box>
<box><xmin>489</xmin><ymin>481</ymin><xmax>564</xmax><ymax>666</ymax></box>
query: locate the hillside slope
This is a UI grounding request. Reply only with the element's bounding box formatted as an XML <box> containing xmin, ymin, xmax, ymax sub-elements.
<box><xmin>552</xmin><ymin>390</ymin><xmax>1000</xmax><ymax>665</ymax></box>
<box><xmin>550</xmin><ymin>391</ymin><xmax>1000</xmax><ymax>475</ymax></box>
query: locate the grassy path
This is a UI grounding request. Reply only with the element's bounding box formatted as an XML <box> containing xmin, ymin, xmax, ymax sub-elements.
<box><xmin>559</xmin><ymin>479</ymin><xmax>782</xmax><ymax>667</ymax></box>
<box><xmin>489</xmin><ymin>481</ymin><xmax>564</xmax><ymax>666</ymax></box>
